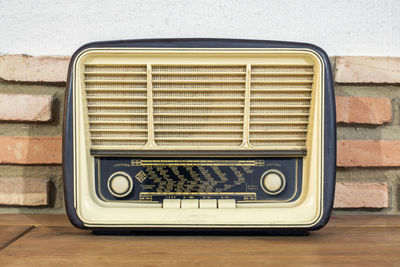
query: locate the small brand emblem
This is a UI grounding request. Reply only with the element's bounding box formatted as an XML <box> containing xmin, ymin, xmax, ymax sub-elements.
<box><xmin>135</xmin><ymin>170</ymin><xmax>147</xmax><ymax>183</ymax></box>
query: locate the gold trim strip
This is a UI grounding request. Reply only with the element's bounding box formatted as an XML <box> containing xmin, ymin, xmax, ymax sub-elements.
<box><xmin>131</xmin><ymin>159</ymin><xmax>264</xmax><ymax>166</ymax></box>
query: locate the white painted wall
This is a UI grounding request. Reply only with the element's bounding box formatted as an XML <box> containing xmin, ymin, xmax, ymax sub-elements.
<box><xmin>0</xmin><ymin>0</ymin><xmax>399</xmax><ymax>56</ymax></box>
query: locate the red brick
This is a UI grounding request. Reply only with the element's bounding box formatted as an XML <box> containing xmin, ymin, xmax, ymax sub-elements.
<box><xmin>334</xmin><ymin>182</ymin><xmax>388</xmax><ymax>208</ymax></box>
<box><xmin>0</xmin><ymin>136</ymin><xmax>62</xmax><ymax>164</ymax></box>
<box><xmin>0</xmin><ymin>55</ymin><xmax>70</xmax><ymax>83</ymax></box>
<box><xmin>336</xmin><ymin>96</ymin><xmax>392</xmax><ymax>125</ymax></box>
<box><xmin>335</xmin><ymin>56</ymin><xmax>400</xmax><ymax>83</ymax></box>
<box><xmin>338</xmin><ymin>140</ymin><xmax>400</xmax><ymax>167</ymax></box>
<box><xmin>0</xmin><ymin>177</ymin><xmax>49</xmax><ymax>206</ymax></box>
<box><xmin>0</xmin><ymin>93</ymin><xmax>53</xmax><ymax>122</ymax></box>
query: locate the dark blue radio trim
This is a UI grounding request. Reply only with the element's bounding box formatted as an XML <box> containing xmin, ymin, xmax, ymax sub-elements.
<box><xmin>94</xmin><ymin>157</ymin><xmax>303</xmax><ymax>203</ymax></box>
<box><xmin>63</xmin><ymin>38</ymin><xmax>336</xmax><ymax>231</ymax></box>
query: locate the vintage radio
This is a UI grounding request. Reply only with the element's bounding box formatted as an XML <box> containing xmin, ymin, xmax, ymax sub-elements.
<box><xmin>63</xmin><ymin>39</ymin><xmax>336</xmax><ymax>232</ymax></box>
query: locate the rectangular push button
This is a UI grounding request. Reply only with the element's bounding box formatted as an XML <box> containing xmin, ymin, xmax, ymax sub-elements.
<box><xmin>181</xmin><ymin>199</ymin><xmax>199</xmax><ymax>209</ymax></box>
<box><xmin>199</xmin><ymin>199</ymin><xmax>217</xmax><ymax>209</ymax></box>
<box><xmin>163</xmin><ymin>199</ymin><xmax>181</xmax><ymax>209</ymax></box>
<box><xmin>218</xmin><ymin>199</ymin><xmax>236</xmax><ymax>209</ymax></box>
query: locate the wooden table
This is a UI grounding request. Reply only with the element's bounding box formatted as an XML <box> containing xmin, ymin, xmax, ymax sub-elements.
<box><xmin>0</xmin><ymin>214</ymin><xmax>399</xmax><ymax>266</ymax></box>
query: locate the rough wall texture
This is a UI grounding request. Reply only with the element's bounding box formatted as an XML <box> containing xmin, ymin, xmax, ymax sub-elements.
<box><xmin>0</xmin><ymin>55</ymin><xmax>399</xmax><ymax>214</ymax></box>
<box><xmin>1</xmin><ymin>1</ymin><xmax>400</xmax><ymax>56</ymax></box>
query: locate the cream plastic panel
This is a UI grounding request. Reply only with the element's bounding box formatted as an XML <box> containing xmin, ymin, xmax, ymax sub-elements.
<box><xmin>73</xmin><ymin>48</ymin><xmax>324</xmax><ymax>228</ymax></box>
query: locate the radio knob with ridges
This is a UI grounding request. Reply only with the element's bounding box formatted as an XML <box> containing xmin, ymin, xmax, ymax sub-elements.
<box><xmin>260</xmin><ymin>170</ymin><xmax>286</xmax><ymax>195</ymax></box>
<box><xmin>107</xmin><ymin>172</ymin><xmax>133</xmax><ymax>198</ymax></box>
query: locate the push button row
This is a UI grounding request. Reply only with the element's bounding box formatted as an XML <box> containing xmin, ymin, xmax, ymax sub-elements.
<box><xmin>163</xmin><ymin>199</ymin><xmax>236</xmax><ymax>209</ymax></box>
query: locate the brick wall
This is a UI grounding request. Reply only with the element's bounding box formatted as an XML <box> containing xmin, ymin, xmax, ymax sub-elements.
<box><xmin>0</xmin><ymin>55</ymin><xmax>399</xmax><ymax>214</ymax></box>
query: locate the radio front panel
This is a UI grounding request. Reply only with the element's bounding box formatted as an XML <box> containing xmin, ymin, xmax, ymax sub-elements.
<box><xmin>95</xmin><ymin>157</ymin><xmax>303</xmax><ymax>203</ymax></box>
<box><xmin>63</xmin><ymin>39</ymin><xmax>336</xmax><ymax>231</ymax></box>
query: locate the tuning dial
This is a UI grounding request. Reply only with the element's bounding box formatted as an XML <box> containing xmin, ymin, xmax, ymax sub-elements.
<box><xmin>107</xmin><ymin>172</ymin><xmax>133</xmax><ymax>198</ymax></box>
<box><xmin>260</xmin><ymin>169</ymin><xmax>286</xmax><ymax>195</ymax></box>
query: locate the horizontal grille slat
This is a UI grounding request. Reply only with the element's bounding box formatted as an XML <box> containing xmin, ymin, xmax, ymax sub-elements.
<box><xmin>153</xmin><ymin>72</ymin><xmax>246</xmax><ymax>75</ymax></box>
<box><xmin>250</xmin><ymin>80</ymin><xmax>313</xmax><ymax>84</ymax></box>
<box><xmin>152</xmin><ymin>65</ymin><xmax>246</xmax><ymax>72</ymax></box>
<box><xmin>156</xmin><ymin>137</ymin><xmax>243</xmax><ymax>141</ymax></box>
<box><xmin>250</xmin><ymin>129</ymin><xmax>307</xmax><ymax>133</ymax></box>
<box><xmin>90</xmin><ymin>129</ymin><xmax>148</xmax><ymax>132</ymax></box>
<box><xmin>153</xmin><ymin>105</ymin><xmax>244</xmax><ymax>108</ymax></box>
<box><xmin>153</xmin><ymin>113</ymin><xmax>244</xmax><ymax>117</ymax></box>
<box><xmin>87</xmin><ymin>105</ymin><xmax>147</xmax><ymax>108</ymax></box>
<box><xmin>84</xmin><ymin>72</ymin><xmax>147</xmax><ymax>75</ymax></box>
<box><xmin>85</xmin><ymin>64</ymin><xmax>146</xmax><ymax>72</ymax></box>
<box><xmin>250</xmin><ymin>121</ymin><xmax>309</xmax><ymax>125</ymax></box>
<box><xmin>250</xmin><ymin>113</ymin><xmax>309</xmax><ymax>117</ymax></box>
<box><xmin>153</xmin><ymin>88</ymin><xmax>245</xmax><ymax>92</ymax></box>
<box><xmin>86</xmin><ymin>88</ymin><xmax>147</xmax><ymax>92</ymax></box>
<box><xmin>85</xmin><ymin>84</ymin><xmax>147</xmax><ymax>89</ymax></box>
<box><xmin>250</xmin><ymin>105</ymin><xmax>310</xmax><ymax>108</ymax></box>
<box><xmin>91</xmin><ymin>137</ymin><xmax>148</xmax><ymax>140</ymax></box>
<box><xmin>84</xmin><ymin>61</ymin><xmax>314</xmax><ymax>151</ymax></box>
<box><xmin>88</xmin><ymin>112</ymin><xmax>147</xmax><ymax>117</ymax></box>
<box><xmin>86</xmin><ymin>96</ymin><xmax>147</xmax><ymax>100</ymax></box>
<box><xmin>251</xmin><ymin>72</ymin><xmax>313</xmax><ymax>76</ymax></box>
<box><xmin>154</xmin><ymin>121</ymin><xmax>244</xmax><ymax>125</ymax></box>
<box><xmin>251</xmin><ymin>65</ymin><xmax>313</xmax><ymax>72</ymax></box>
<box><xmin>152</xmin><ymin>96</ymin><xmax>244</xmax><ymax>100</ymax></box>
<box><xmin>85</xmin><ymin>80</ymin><xmax>147</xmax><ymax>84</ymax></box>
<box><xmin>153</xmin><ymin>80</ymin><xmax>246</xmax><ymax>84</ymax></box>
<box><xmin>89</xmin><ymin>121</ymin><xmax>147</xmax><ymax>124</ymax></box>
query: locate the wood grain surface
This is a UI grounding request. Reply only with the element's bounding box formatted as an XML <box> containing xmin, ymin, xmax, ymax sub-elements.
<box><xmin>0</xmin><ymin>225</ymin><xmax>33</xmax><ymax>250</ymax></box>
<box><xmin>0</xmin><ymin>215</ymin><xmax>399</xmax><ymax>266</ymax></box>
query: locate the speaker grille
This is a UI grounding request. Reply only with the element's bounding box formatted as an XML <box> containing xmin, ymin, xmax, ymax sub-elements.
<box><xmin>83</xmin><ymin>63</ymin><xmax>313</xmax><ymax>151</ymax></box>
<box><xmin>84</xmin><ymin>64</ymin><xmax>148</xmax><ymax>147</ymax></box>
<box><xmin>249</xmin><ymin>65</ymin><xmax>313</xmax><ymax>148</ymax></box>
<box><xmin>152</xmin><ymin>65</ymin><xmax>246</xmax><ymax>147</ymax></box>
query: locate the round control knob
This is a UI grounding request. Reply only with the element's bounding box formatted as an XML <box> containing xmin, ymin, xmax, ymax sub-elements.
<box><xmin>107</xmin><ymin>172</ymin><xmax>133</xmax><ymax>198</ymax></box>
<box><xmin>260</xmin><ymin>170</ymin><xmax>286</xmax><ymax>195</ymax></box>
